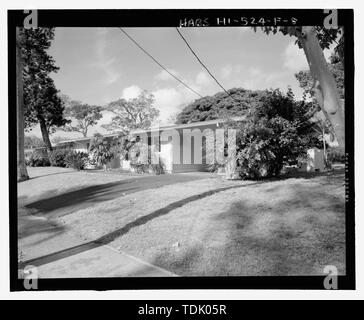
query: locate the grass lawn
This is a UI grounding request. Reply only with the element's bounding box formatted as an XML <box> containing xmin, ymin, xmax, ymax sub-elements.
<box><xmin>19</xmin><ymin>166</ymin><xmax>346</xmax><ymax>276</ymax></box>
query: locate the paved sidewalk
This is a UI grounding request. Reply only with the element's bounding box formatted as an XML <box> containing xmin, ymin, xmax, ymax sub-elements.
<box><xmin>18</xmin><ymin>200</ymin><xmax>177</xmax><ymax>278</ymax></box>
<box><xmin>34</xmin><ymin>245</ymin><xmax>177</xmax><ymax>278</ymax></box>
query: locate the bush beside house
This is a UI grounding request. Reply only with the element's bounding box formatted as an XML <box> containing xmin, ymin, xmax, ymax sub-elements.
<box><xmin>64</xmin><ymin>151</ymin><xmax>89</xmax><ymax>170</ymax></box>
<box><xmin>25</xmin><ymin>150</ymin><xmax>50</xmax><ymax>167</ymax></box>
<box><xmin>234</xmin><ymin>89</ymin><xmax>321</xmax><ymax>179</ymax></box>
<box><xmin>48</xmin><ymin>148</ymin><xmax>72</xmax><ymax>167</ymax></box>
<box><xmin>26</xmin><ymin>148</ymin><xmax>89</xmax><ymax>170</ymax></box>
<box><xmin>128</xmin><ymin>142</ymin><xmax>164</xmax><ymax>174</ymax></box>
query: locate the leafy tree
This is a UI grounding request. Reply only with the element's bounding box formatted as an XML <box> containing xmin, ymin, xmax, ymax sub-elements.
<box><xmin>102</xmin><ymin>91</ymin><xmax>159</xmax><ymax>132</ymax></box>
<box><xmin>295</xmin><ymin>53</ymin><xmax>344</xmax><ymax>100</ymax></box>
<box><xmin>254</xmin><ymin>26</ymin><xmax>345</xmax><ymax>148</ymax></box>
<box><xmin>235</xmin><ymin>89</ymin><xmax>321</xmax><ymax>179</ymax></box>
<box><xmin>21</xmin><ymin>28</ymin><xmax>69</xmax><ymax>151</ymax></box>
<box><xmin>176</xmin><ymin>88</ymin><xmax>265</xmax><ymax>124</ymax></box>
<box><xmin>63</xmin><ymin>103</ymin><xmax>103</xmax><ymax>137</ymax></box>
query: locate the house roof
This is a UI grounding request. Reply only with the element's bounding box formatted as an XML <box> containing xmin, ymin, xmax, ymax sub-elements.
<box><xmin>55</xmin><ymin>116</ymin><xmax>245</xmax><ymax>145</ymax></box>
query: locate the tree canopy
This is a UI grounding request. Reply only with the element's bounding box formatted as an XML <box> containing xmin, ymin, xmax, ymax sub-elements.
<box><xmin>63</xmin><ymin>102</ymin><xmax>103</xmax><ymax>137</ymax></box>
<box><xmin>176</xmin><ymin>88</ymin><xmax>266</xmax><ymax>124</ymax></box>
<box><xmin>22</xmin><ymin>28</ymin><xmax>69</xmax><ymax>151</ymax></box>
<box><xmin>102</xmin><ymin>91</ymin><xmax>160</xmax><ymax>132</ymax></box>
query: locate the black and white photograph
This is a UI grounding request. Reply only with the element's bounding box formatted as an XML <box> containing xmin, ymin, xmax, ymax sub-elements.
<box><xmin>1</xmin><ymin>3</ymin><xmax>361</xmax><ymax>299</ymax></box>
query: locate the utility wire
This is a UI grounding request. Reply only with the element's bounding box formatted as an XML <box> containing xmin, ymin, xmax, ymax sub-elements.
<box><xmin>118</xmin><ymin>28</ymin><xmax>203</xmax><ymax>99</ymax></box>
<box><xmin>175</xmin><ymin>27</ymin><xmax>241</xmax><ymax>104</ymax></box>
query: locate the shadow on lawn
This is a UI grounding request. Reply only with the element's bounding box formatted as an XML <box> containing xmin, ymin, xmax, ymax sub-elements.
<box><xmin>18</xmin><ymin>216</ymin><xmax>66</xmax><ymax>242</ymax></box>
<box><xmin>19</xmin><ymin>168</ymin><xmax>345</xmax><ymax>271</ymax></box>
<box><xmin>18</xmin><ymin>195</ymin><xmax>67</xmax><ymax>243</ymax></box>
<box><xmin>26</xmin><ymin>182</ymin><xmax>140</xmax><ymax>218</ymax></box>
<box><xmin>218</xmin><ymin>187</ymin><xmax>345</xmax><ymax>276</ymax></box>
<box><xmin>19</xmin><ymin>181</ymin><xmax>266</xmax><ymax>269</ymax></box>
<box><xmin>151</xmin><ymin>180</ymin><xmax>345</xmax><ymax>277</ymax></box>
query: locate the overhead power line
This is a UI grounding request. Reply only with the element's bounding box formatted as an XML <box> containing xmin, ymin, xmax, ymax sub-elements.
<box><xmin>118</xmin><ymin>27</ymin><xmax>203</xmax><ymax>99</ymax></box>
<box><xmin>175</xmin><ymin>27</ymin><xmax>241</xmax><ymax>104</ymax></box>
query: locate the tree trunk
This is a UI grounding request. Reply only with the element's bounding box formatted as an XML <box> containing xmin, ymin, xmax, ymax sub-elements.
<box><xmin>299</xmin><ymin>26</ymin><xmax>345</xmax><ymax>149</ymax></box>
<box><xmin>16</xmin><ymin>27</ymin><xmax>29</xmax><ymax>182</ymax></box>
<box><xmin>39</xmin><ymin>117</ymin><xmax>53</xmax><ymax>152</ymax></box>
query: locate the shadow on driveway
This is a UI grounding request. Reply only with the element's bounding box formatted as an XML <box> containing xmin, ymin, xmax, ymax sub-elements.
<box><xmin>25</xmin><ymin>174</ymin><xmax>209</xmax><ymax>219</ymax></box>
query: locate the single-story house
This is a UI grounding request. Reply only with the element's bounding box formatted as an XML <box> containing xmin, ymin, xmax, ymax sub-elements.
<box><xmin>55</xmin><ymin>117</ymin><xmax>245</xmax><ymax>173</ymax></box>
<box><xmin>54</xmin><ymin>116</ymin><xmax>326</xmax><ymax>174</ymax></box>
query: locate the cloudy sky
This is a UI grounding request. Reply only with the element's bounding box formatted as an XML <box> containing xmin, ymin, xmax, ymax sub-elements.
<box><xmin>29</xmin><ymin>27</ymin><xmax>333</xmax><ymax>139</ymax></box>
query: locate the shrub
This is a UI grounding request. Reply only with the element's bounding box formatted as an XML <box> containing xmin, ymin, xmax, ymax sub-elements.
<box><xmin>49</xmin><ymin>148</ymin><xmax>72</xmax><ymax>167</ymax></box>
<box><xmin>130</xmin><ymin>162</ymin><xmax>164</xmax><ymax>174</ymax></box>
<box><xmin>26</xmin><ymin>150</ymin><xmax>50</xmax><ymax>167</ymax></box>
<box><xmin>89</xmin><ymin>134</ymin><xmax>125</xmax><ymax>170</ymax></box>
<box><xmin>64</xmin><ymin>151</ymin><xmax>89</xmax><ymax>170</ymax></box>
<box><xmin>129</xmin><ymin>141</ymin><xmax>164</xmax><ymax>175</ymax></box>
<box><xmin>235</xmin><ymin>89</ymin><xmax>321</xmax><ymax>179</ymax></box>
<box><xmin>130</xmin><ymin>163</ymin><xmax>149</xmax><ymax>174</ymax></box>
<box><xmin>327</xmin><ymin>147</ymin><xmax>345</xmax><ymax>163</ymax></box>
<box><xmin>207</xmin><ymin>161</ymin><xmax>226</xmax><ymax>173</ymax></box>
<box><xmin>236</xmin><ymin>137</ymin><xmax>277</xmax><ymax>178</ymax></box>
<box><xmin>150</xmin><ymin>163</ymin><xmax>164</xmax><ymax>174</ymax></box>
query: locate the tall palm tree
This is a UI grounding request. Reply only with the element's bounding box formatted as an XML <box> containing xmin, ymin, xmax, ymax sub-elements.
<box><xmin>16</xmin><ymin>27</ymin><xmax>29</xmax><ymax>182</ymax></box>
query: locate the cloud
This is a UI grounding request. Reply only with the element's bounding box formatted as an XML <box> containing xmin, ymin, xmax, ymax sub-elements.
<box><xmin>283</xmin><ymin>42</ymin><xmax>308</xmax><ymax>72</ymax></box>
<box><xmin>240</xmin><ymin>66</ymin><xmax>285</xmax><ymax>91</ymax></box>
<box><xmin>151</xmin><ymin>69</ymin><xmax>225</xmax><ymax>123</ymax></box>
<box><xmin>221</xmin><ymin>65</ymin><xmax>233</xmax><ymax>79</ymax></box>
<box><xmin>248</xmin><ymin>67</ymin><xmax>262</xmax><ymax>77</ymax></box>
<box><xmin>195</xmin><ymin>71</ymin><xmax>214</xmax><ymax>87</ymax></box>
<box><xmin>122</xmin><ymin>85</ymin><xmax>142</xmax><ymax>100</ymax></box>
<box><xmin>220</xmin><ymin>64</ymin><xmax>246</xmax><ymax>80</ymax></box>
<box><xmin>152</xmin><ymin>86</ymin><xmax>197</xmax><ymax>123</ymax></box>
<box><xmin>95</xmin><ymin>30</ymin><xmax>121</xmax><ymax>85</ymax></box>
